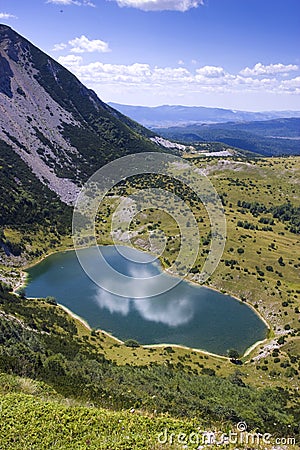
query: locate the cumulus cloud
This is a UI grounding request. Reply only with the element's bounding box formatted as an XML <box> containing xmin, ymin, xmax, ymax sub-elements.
<box><xmin>54</xmin><ymin>35</ymin><xmax>110</xmax><ymax>54</ymax></box>
<box><xmin>240</xmin><ymin>62</ymin><xmax>298</xmax><ymax>77</ymax></box>
<box><xmin>152</xmin><ymin>66</ymin><xmax>191</xmax><ymax>81</ymax></box>
<box><xmin>58</xmin><ymin>54</ymin><xmax>83</xmax><ymax>66</ymax></box>
<box><xmin>52</xmin><ymin>43</ymin><xmax>67</xmax><ymax>51</ymax></box>
<box><xmin>92</xmin><ymin>258</ymin><xmax>194</xmax><ymax>325</ymax></box>
<box><xmin>57</xmin><ymin>58</ymin><xmax>153</xmax><ymax>82</ymax></box>
<box><xmin>69</xmin><ymin>35</ymin><xmax>110</xmax><ymax>53</ymax></box>
<box><xmin>279</xmin><ymin>76</ymin><xmax>300</xmax><ymax>93</ymax></box>
<box><xmin>0</xmin><ymin>12</ymin><xmax>17</xmax><ymax>19</ymax></box>
<box><xmin>196</xmin><ymin>65</ymin><xmax>225</xmax><ymax>78</ymax></box>
<box><xmin>113</xmin><ymin>0</ymin><xmax>204</xmax><ymax>12</ymax></box>
<box><xmin>57</xmin><ymin>56</ymin><xmax>300</xmax><ymax>98</ymax></box>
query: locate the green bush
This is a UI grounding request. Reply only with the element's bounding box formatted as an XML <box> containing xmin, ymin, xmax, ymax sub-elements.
<box><xmin>124</xmin><ymin>339</ymin><xmax>140</xmax><ymax>348</ymax></box>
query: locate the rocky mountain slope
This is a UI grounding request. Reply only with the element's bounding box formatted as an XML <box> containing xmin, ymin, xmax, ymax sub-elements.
<box><xmin>0</xmin><ymin>25</ymin><xmax>159</xmax><ymax>206</ymax></box>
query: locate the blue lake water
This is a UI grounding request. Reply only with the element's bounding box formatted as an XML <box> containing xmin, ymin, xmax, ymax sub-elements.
<box><xmin>25</xmin><ymin>245</ymin><xmax>267</xmax><ymax>355</ymax></box>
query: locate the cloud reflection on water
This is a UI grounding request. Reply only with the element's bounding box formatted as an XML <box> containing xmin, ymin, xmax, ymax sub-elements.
<box><xmin>94</xmin><ymin>287</ymin><xmax>195</xmax><ymax>327</ymax></box>
<box><xmin>93</xmin><ymin>263</ymin><xmax>195</xmax><ymax>326</ymax></box>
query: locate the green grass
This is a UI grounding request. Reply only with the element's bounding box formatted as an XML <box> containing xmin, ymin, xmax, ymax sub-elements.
<box><xmin>0</xmin><ymin>373</ymin><xmax>299</xmax><ymax>450</ymax></box>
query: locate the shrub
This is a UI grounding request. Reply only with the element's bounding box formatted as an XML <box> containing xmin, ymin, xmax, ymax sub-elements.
<box><xmin>18</xmin><ymin>288</ymin><xmax>26</xmax><ymax>299</ymax></box>
<box><xmin>164</xmin><ymin>346</ymin><xmax>175</xmax><ymax>354</ymax></box>
<box><xmin>124</xmin><ymin>339</ymin><xmax>140</xmax><ymax>348</ymax></box>
<box><xmin>201</xmin><ymin>367</ymin><xmax>216</xmax><ymax>376</ymax></box>
<box><xmin>227</xmin><ymin>349</ymin><xmax>240</xmax><ymax>360</ymax></box>
<box><xmin>45</xmin><ymin>296</ymin><xmax>57</xmax><ymax>306</ymax></box>
<box><xmin>278</xmin><ymin>256</ymin><xmax>285</xmax><ymax>266</ymax></box>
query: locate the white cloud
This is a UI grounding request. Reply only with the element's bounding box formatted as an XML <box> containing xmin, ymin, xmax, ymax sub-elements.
<box><xmin>196</xmin><ymin>65</ymin><xmax>225</xmax><ymax>78</ymax></box>
<box><xmin>46</xmin><ymin>0</ymin><xmax>95</xmax><ymax>6</ymax></box>
<box><xmin>83</xmin><ymin>0</ymin><xmax>96</xmax><ymax>5</ymax></box>
<box><xmin>69</xmin><ymin>35</ymin><xmax>110</xmax><ymax>53</ymax></box>
<box><xmin>0</xmin><ymin>12</ymin><xmax>17</xmax><ymax>19</ymax></box>
<box><xmin>279</xmin><ymin>76</ymin><xmax>300</xmax><ymax>94</ymax></box>
<box><xmin>58</xmin><ymin>54</ymin><xmax>83</xmax><ymax>66</ymax></box>
<box><xmin>47</xmin><ymin>0</ymin><xmax>81</xmax><ymax>5</ymax></box>
<box><xmin>57</xmin><ymin>56</ymin><xmax>300</xmax><ymax>99</ymax></box>
<box><xmin>240</xmin><ymin>63</ymin><xmax>298</xmax><ymax>77</ymax></box>
<box><xmin>52</xmin><ymin>43</ymin><xmax>68</xmax><ymax>51</ymax></box>
<box><xmin>54</xmin><ymin>35</ymin><xmax>110</xmax><ymax>55</ymax></box>
<box><xmin>152</xmin><ymin>66</ymin><xmax>191</xmax><ymax>82</ymax></box>
<box><xmin>113</xmin><ymin>0</ymin><xmax>204</xmax><ymax>12</ymax></box>
<box><xmin>57</xmin><ymin>58</ymin><xmax>153</xmax><ymax>81</ymax></box>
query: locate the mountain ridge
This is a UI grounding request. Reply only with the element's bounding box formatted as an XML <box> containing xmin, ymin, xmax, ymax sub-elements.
<box><xmin>153</xmin><ymin>117</ymin><xmax>300</xmax><ymax>156</ymax></box>
<box><xmin>109</xmin><ymin>102</ymin><xmax>300</xmax><ymax>128</ymax></box>
<box><xmin>0</xmin><ymin>24</ymin><xmax>160</xmax><ymax>206</ymax></box>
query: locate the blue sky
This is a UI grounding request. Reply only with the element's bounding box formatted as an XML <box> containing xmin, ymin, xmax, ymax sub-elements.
<box><xmin>1</xmin><ymin>0</ymin><xmax>299</xmax><ymax>110</ymax></box>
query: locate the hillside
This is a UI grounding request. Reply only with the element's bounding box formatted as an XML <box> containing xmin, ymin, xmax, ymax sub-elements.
<box><xmin>0</xmin><ymin>24</ymin><xmax>160</xmax><ymax>208</ymax></box>
<box><xmin>0</xmin><ymin>287</ymin><xmax>299</xmax><ymax>449</ymax></box>
<box><xmin>154</xmin><ymin>118</ymin><xmax>300</xmax><ymax>156</ymax></box>
<box><xmin>109</xmin><ymin>102</ymin><xmax>300</xmax><ymax>128</ymax></box>
<box><xmin>0</xmin><ymin>24</ymin><xmax>168</xmax><ymax>268</ymax></box>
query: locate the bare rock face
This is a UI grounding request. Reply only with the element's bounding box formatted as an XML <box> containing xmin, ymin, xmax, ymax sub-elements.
<box><xmin>0</xmin><ymin>53</ymin><xmax>13</xmax><ymax>98</ymax></box>
<box><xmin>0</xmin><ymin>25</ymin><xmax>159</xmax><ymax>205</ymax></box>
<box><xmin>0</xmin><ymin>26</ymin><xmax>82</xmax><ymax>204</ymax></box>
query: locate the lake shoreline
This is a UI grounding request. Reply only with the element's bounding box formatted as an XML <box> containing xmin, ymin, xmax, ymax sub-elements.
<box><xmin>19</xmin><ymin>242</ymin><xmax>270</xmax><ymax>360</ymax></box>
<box><xmin>56</xmin><ymin>303</ymin><xmax>234</xmax><ymax>360</ymax></box>
<box><xmin>58</xmin><ymin>303</ymin><xmax>265</xmax><ymax>360</ymax></box>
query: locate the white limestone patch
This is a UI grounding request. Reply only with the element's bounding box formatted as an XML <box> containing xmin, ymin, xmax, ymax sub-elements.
<box><xmin>150</xmin><ymin>136</ymin><xmax>194</xmax><ymax>152</ymax></box>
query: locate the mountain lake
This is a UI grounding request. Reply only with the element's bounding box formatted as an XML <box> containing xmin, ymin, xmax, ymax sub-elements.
<box><xmin>25</xmin><ymin>245</ymin><xmax>268</xmax><ymax>356</ymax></box>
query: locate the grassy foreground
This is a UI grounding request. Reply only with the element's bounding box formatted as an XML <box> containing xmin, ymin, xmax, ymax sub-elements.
<box><xmin>0</xmin><ymin>373</ymin><xmax>298</xmax><ymax>450</ymax></box>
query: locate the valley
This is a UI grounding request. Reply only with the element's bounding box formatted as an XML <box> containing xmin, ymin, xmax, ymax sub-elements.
<box><xmin>2</xmin><ymin>154</ymin><xmax>299</xmax><ymax>389</ymax></box>
<box><xmin>0</xmin><ymin>23</ymin><xmax>299</xmax><ymax>450</ymax></box>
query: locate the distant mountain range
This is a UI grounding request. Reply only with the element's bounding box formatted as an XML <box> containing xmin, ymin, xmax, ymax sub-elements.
<box><xmin>109</xmin><ymin>103</ymin><xmax>300</xmax><ymax>156</ymax></box>
<box><xmin>108</xmin><ymin>102</ymin><xmax>300</xmax><ymax>128</ymax></box>
<box><xmin>153</xmin><ymin>118</ymin><xmax>300</xmax><ymax>156</ymax></box>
